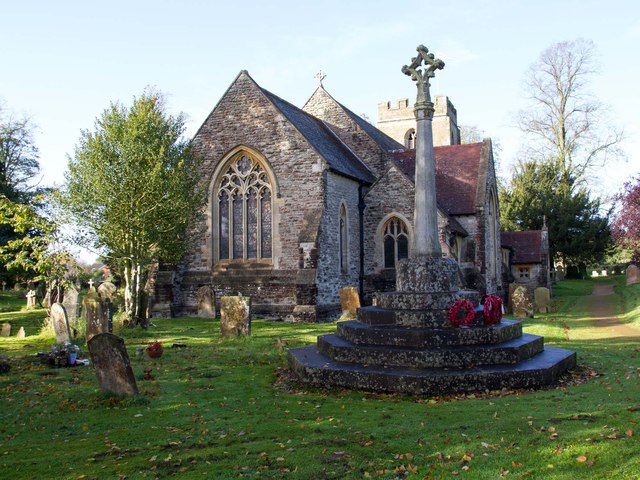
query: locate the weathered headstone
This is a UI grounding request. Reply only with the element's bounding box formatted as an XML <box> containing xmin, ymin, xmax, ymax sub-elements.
<box><xmin>84</xmin><ymin>288</ymin><xmax>106</xmax><ymax>341</ymax></box>
<box><xmin>87</xmin><ymin>333</ymin><xmax>138</xmax><ymax>396</ymax></box>
<box><xmin>626</xmin><ymin>264</ymin><xmax>640</xmax><ymax>286</ymax></box>
<box><xmin>196</xmin><ymin>285</ymin><xmax>216</xmax><ymax>318</ymax></box>
<box><xmin>591</xmin><ymin>270</ymin><xmax>599</xmax><ymax>278</ymax></box>
<box><xmin>16</xmin><ymin>327</ymin><xmax>25</xmax><ymax>338</ymax></box>
<box><xmin>601</xmin><ymin>269</ymin><xmax>608</xmax><ymax>277</ymax></box>
<box><xmin>50</xmin><ymin>303</ymin><xmax>71</xmax><ymax>344</ymax></box>
<box><xmin>62</xmin><ymin>286</ymin><xmax>80</xmax><ymax>327</ymax></box>
<box><xmin>220</xmin><ymin>296</ymin><xmax>251</xmax><ymax>337</ymax></box>
<box><xmin>1</xmin><ymin>323</ymin><xmax>11</xmax><ymax>337</ymax></box>
<box><xmin>26</xmin><ymin>289</ymin><xmax>36</xmax><ymax>309</ymax></box>
<box><xmin>97</xmin><ymin>281</ymin><xmax>117</xmax><ymax>300</ymax></box>
<box><xmin>511</xmin><ymin>285</ymin><xmax>534</xmax><ymax>318</ymax></box>
<box><xmin>534</xmin><ymin>287</ymin><xmax>551</xmax><ymax>314</ymax></box>
<box><xmin>339</xmin><ymin>286</ymin><xmax>360</xmax><ymax>320</ymax></box>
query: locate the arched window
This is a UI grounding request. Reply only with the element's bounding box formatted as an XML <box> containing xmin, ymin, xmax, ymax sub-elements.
<box><xmin>405</xmin><ymin>129</ymin><xmax>416</xmax><ymax>149</ymax></box>
<box><xmin>383</xmin><ymin>217</ymin><xmax>409</xmax><ymax>268</ymax></box>
<box><xmin>339</xmin><ymin>204</ymin><xmax>348</xmax><ymax>274</ymax></box>
<box><xmin>216</xmin><ymin>153</ymin><xmax>272</xmax><ymax>261</ymax></box>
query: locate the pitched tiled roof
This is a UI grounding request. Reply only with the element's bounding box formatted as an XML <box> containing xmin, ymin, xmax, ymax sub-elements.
<box><xmin>259</xmin><ymin>87</ymin><xmax>376</xmax><ymax>185</ymax></box>
<box><xmin>391</xmin><ymin>143</ymin><xmax>484</xmax><ymax>215</ymax></box>
<box><xmin>501</xmin><ymin>231</ymin><xmax>543</xmax><ymax>264</ymax></box>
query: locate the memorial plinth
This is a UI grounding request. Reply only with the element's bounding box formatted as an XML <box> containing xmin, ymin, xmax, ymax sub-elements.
<box><xmin>288</xmin><ymin>45</ymin><xmax>575</xmax><ymax>395</ymax></box>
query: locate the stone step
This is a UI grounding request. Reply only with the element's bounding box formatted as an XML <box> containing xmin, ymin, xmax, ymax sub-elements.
<box><xmin>317</xmin><ymin>333</ymin><xmax>545</xmax><ymax>368</ymax></box>
<box><xmin>374</xmin><ymin>290</ymin><xmax>480</xmax><ymax>310</ymax></box>
<box><xmin>337</xmin><ymin>319</ymin><xmax>523</xmax><ymax>348</ymax></box>
<box><xmin>358</xmin><ymin>305</ymin><xmax>485</xmax><ymax>328</ymax></box>
<box><xmin>288</xmin><ymin>345</ymin><xmax>577</xmax><ymax>395</ymax></box>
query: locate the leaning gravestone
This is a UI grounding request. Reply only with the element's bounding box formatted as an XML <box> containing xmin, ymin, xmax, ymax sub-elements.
<box><xmin>339</xmin><ymin>287</ymin><xmax>360</xmax><ymax>320</ymax></box>
<box><xmin>512</xmin><ymin>285</ymin><xmax>534</xmax><ymax>318</ymax></box>
<box><xmin>50</xmin><ymin>303</ymin><xmax>71</xmax><ymax>343</ymax></box>
<box><xmin>88</xmin><ymin>333</ymin><xmax>138</xmax><ymax>396</ymax></box>
<box><xmin>16</xmin><ymin>327</ymin><xmax>25</xmax><ymax>338</ymax></box>
<box><xmin>626</xmin><ymin>264</ymin><xmax>640</xmax><ymax>286</ymax></box>
<box><xmin>220</xmin><ymin>296</ymin><xmax>251</xmax><ymax>337</ymax></box>
<box><xmin>97</xmin><ymin>281</ymin><xmax>117</xmax><ymax>300</ymax></box>
<box><xmin>534</xmin><ymin>287</ymin><xmax>551</xmax><ymax>314</ymax></box>
<box><xmin>84</xmin><ymin>288</ymin><xmax>106</xmax><ymax>341</ymax></box>
<box><xmin>196</xmin><ymin>286</ymin><xmax>216</xmax><ymax>318</ymax></box>
<box><xmin>1</xmin><ymin>323</ymin><xmax>11</xmax><ymax>337</ymax></box>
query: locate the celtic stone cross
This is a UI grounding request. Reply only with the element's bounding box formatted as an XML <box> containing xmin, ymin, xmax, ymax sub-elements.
<box><xmin>402</xmin><ymin>45</ymin><xmax>444</xmax><ymax>117</ymax></box>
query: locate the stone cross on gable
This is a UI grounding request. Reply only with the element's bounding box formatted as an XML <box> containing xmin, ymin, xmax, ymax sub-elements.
<box><xmin>403</xmin><ymin>44</ymin><xmax>445</xmax><ymax>258</ymax></box>
<box><xmin>315</xmin><ymin>70</ymin><xmax>326</xmax><ymax>86</ymax></box>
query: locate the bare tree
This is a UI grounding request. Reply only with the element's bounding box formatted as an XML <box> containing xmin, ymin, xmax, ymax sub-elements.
<box><xmin>517</xmin><ymin>39</ymin><xmax>624</xmax><ymax>182</ymax></box>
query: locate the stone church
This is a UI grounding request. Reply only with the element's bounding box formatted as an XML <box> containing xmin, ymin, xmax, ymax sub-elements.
<box><xmin>154</xmin><ymin>70</ymin><xmax>501</xmax><ymax>322</ymax></box>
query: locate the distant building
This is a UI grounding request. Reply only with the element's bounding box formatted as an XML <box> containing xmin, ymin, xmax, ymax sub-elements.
<box><xmin>501</xmin><ymin>227</ymin><xmax>551</xmax><ymax>291</ymax></box>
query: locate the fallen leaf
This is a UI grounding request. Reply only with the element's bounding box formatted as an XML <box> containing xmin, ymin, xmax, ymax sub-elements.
<box><xmin>576</xmin><ymin>456</ymin><xmax>588</xmax><ymax>463</ymax></box>
<box><xmin>626</xmin><ymin>429</ymin><xmax>634</xmax><ymax>437</ymax></box>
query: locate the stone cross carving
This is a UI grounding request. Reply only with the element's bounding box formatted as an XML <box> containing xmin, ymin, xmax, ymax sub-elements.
<box><xmin>402</xmin><ymin>45</ymin><xmax>445</xmax><ymax>258</ymax></box>
<box><xmin>314</xmin><ymin>70</ymin><xmax>326</xmax><ymax>86</ymax></box>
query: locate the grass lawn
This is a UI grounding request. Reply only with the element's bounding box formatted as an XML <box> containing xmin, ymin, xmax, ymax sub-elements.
<box><xmin>0</xmin><ymin>279</ymin><xmax>639</xmax><ymax>479</ymax></box>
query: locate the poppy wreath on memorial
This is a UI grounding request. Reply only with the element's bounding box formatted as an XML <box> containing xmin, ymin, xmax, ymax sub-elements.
<box><xmin>447</xmin><ymin>299</ymin><xmax>476</xmax><ymax>327</ymax></box>
<box><xmin>483</xmin><ymin>294</ymin><xmax>503</xmax><ymax>325</ymax></box>
<box><xmin>146</xmin><ymin>341</ymin><xmax>164</xmax><ymax>358</ymax></box>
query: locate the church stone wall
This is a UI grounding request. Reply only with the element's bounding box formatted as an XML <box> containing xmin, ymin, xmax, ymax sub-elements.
<box><xmin>315</xmin><ymin>172</ymin><xmax>361</xmax><ymax>310</ymax></box>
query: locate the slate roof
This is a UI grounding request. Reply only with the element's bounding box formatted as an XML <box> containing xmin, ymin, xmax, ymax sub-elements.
<box><xmin>391</xmin><ymin>143</ymin><xmax>484</xmax><ymax>215</ymax></box>
<box><xmin>501</xmin><ymin>230</ymin><xmax>544</xmax><ymax>264</ymax></box>
<box><xmin>335</xmin><ymin>99</ymin><xmax>404</xmax><ymax>152</ymax></box>
<box><xmin>259</xmin><ymin>87</ymin><xmax>376</xmax><ymax>185</ymax></box>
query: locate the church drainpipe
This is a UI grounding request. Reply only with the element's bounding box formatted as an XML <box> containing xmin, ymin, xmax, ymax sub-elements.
<box><xmin>358</xmin><ymin>182</ymin><xmax>366</xmax><ymax>299</ymax></box>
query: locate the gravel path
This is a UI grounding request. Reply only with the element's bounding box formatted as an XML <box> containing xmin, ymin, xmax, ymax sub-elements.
<box><xmin>587</xmin><ymin>284</ymin><xmax>640</xmax><ymax>337</ymax></box>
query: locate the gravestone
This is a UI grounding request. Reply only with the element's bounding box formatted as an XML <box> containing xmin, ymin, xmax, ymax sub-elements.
<box><xmin>16</xmin><ymin>327</ymin><xmax>25</xmax><ymax>338</ymax></box>
<box><xmin>62</xmin><ymin>286</ymin><xmax>80</xmax><ymax>328</ymax></box>
<box><xmin>97</xmin><ymin>281</ymin><xmax>117</xmax><ymax>300</ymax></box>
<box><xmin>512</xmin><ymin>285</ymin><xmax>534</xmax><ymax>318</ymax></box>
<box><xmin>196</xmin><ymin>286</ymin><xmax>216</xmax><ymax>318</ymax></box>
<box><xmin>591</xmin><ymin>270</ymin><xmax>599</xmax><ymax>278</ymax></box>
<box><xmin>339</xmin><ymin>287</ymin><xmax>360</xmax><ymax>320</ymax></box>
<box><xmin>50</xmin><ymin>303</ymin><xmax>71</xmax><ymax>344</ymax></box>
<box><xmin>26</xmin><ymin>290</ymin><xmax>36</xmax><ymax>309</ymax></box>
<box><xmin>220</xmin><ymin>296</ymin><xmax>251</xmax><ymax>337</ymax></box>
<box><xmin>1</xmin><ymin>323</ymin><xmax>10</xmax><ymax>337</ymax></box>
<box><xmin>534</xmin><ymin>287</ymin><xmax>551</xmax><ymax>314</ymax></box>
<box><xmin>601</xmin><ymin>270</ymin><xmax>608</xmax><ymax>277</ymax></box>
<box><xmin>626</xmin><ymin>264</ymin><xmax>640</xmax><ymax>286</ymax></box>
<box><xmin>87</xmin><ymin>333</ymin><xmax>138</xmax><ymax>396</ymax></box>
<box><xmin>84</xmin><ymin>288</ymin><xmax>106</xmax><ymax>341</ymax></box>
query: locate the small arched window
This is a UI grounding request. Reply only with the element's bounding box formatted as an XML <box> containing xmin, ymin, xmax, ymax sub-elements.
<box><xmin>405</xmin><ymin>129</ymin><xmax>416</xmax><ymax>149</ymax></box>
<box><xmin>383</xmin><ymin>217</ymin><xmax>409</xmax><ymax>268</ymax></box>
<box><xmin>216</xmin><ymin>153</ymin><xmax>272</xmax><ymax>261</ymax></box>
<box><xmin>339</xmin><ymin>204</ymin><xmax>348</xmax><ymax>274</ymax></box>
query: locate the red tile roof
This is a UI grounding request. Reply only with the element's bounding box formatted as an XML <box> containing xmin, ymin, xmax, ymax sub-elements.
<box><xmin>500</xmin><ymin>230</ymin><xmax>543</xmax><ymax>264</ymax></box>
<box><xmin>392</xmin><ymin>143</ymin><xmax>483</xmax><ymax>215</ymax></box>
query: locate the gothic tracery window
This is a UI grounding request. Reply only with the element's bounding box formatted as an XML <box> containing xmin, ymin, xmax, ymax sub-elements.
<box><xmin>383</xmin><ymin>217</ymin><xmax>409</xmax><ymax>268</ymax></box>
<box><xmin>216</xmin><ymin>154</ymin><xmax>272</xmax><ymax>261</ymax></box>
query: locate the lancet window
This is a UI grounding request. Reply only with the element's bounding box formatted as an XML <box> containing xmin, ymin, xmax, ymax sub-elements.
<box><xmin>216</xmin><ymin>154</ymin><xmax>272</xmax><ymax>261</ymax></box>
<box><xmin>383</xmin><ymin>217</ymin><xmax>409</xmax><ymax>268</ymax></box>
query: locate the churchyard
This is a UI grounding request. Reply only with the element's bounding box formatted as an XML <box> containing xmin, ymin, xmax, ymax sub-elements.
<box><xmin>0</xmin><ymin>276</ymin><xmax>636</xmax><ymax>478</ymax></box>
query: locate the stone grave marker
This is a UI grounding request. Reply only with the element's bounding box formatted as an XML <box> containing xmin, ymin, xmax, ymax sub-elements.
<box><xmin>26</xmin><ymin>289</ymin><xmax>36</xmax><ymax>309</ymax></box>
<box><xmin>626</xmin><ymin>264</ymin><xmax>639</xmax><ymax>286</ymax></box>
<box><xmin>62</xmin><ymin>286</ymin><xmax>80</xmax><ymax>328</ymax></box>
<box><xmin>16</xmin><ymin>327</ymin><xmax>25</xmax><ymax>338</ymax></box>
<box><xmin>534</xmin><ymin>287</ymin><xmax>551</xmax><ymax>314</ymax></box>
<box><xmin>87</xmin><ymin>333</ymin><xmax>138</xmax><ymax>396</ymax></box>
<box><xmin>97</xmin><ymin>281</ymin><xmax>117</xmax><ymax>300</ymax></box>
<box><xmin>601</xmin><ymin>269</ymin><xmax>608</xmax><ymax>277</ymax></box>
<box><xmin>591</xmin><ymin>270</ymin><xmax>599</xmax><ymax>277</ymax></box>
<box><xmin>1</xmin><ymin>323</ymin><xmax>11</xmax><ymax>337</ymax></box>
<box><xmin>50</xmin><ymin>303</ymin><xmax>71</xmax><ymax>343</ymax></box>
<box><xmin>511</xmin><ymin>285</ymin><xmax>534</xmax><ymax>318</ymax></box>
<box><xmin>197</xmin><ymin>285</ymin><xmax>216</xmax><ymax>318</ymax></box>
<box><xmin>220</xmin><ymin>296</ymin><xmax>251</xmax><ymax>337</ymax></box>
<box><xmin>339</xmin><ymin>286</ymin><xmax>360</xmax><ymax>320</ymax></box>
<box><xmin>84</xmin><ymin>288</ymin><xmax>106</xmax><ymax>341</ymax></box>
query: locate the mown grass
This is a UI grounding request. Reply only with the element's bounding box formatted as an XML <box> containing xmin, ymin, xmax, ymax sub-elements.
<box><xmin>0</xmin><ymin>280</ymin><xmax>639</xmax><ymax>479</ymax></box>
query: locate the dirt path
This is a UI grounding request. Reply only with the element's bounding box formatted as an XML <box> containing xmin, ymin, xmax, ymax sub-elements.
<box><xmin>587</xmin><ymin>284</ymin><xmax>640</xmax><ymax>338</ymax></box>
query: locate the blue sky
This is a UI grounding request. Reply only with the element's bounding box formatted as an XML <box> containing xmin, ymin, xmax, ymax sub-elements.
<box><xmin>2</xmin><ymin>0</ymin><xmax>639</xmax><ymax>201</ymax></box>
